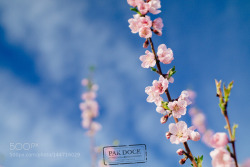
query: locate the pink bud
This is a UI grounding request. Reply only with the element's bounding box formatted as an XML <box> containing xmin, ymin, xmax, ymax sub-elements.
<box><xmin>160</xmin><ymin>115</ymin><xmax>168</xmax><ymax>124</ymax></box>
<box><xmin>176</xmin><ymin>149</ymin><xmax>185</xmax><ymax>155</ymax></box>
<box><xmin>143</xmin><ymin>39</ymin><xmax>149</xmax><ymax>48</ymax></box>
<box><xmin>153</xmin><ymin>29</ymin><xmax>162</xmax><ymax>36</ymax></box>
<box><xmin>166</xmin><ymin>132</ymin><xmax>171</xmax><ymax>139</ymax></box>
<box><xmin>191</xmin><ymin>132</ymin><xmax>201</xmax><ymax>141</ymax></box>
<box><xmin>179</xmin><ymin>158</ymin><xmax>187</xmax><ymax>165</ymax></box>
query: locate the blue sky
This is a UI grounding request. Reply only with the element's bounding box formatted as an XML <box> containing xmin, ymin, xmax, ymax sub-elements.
<box><xmin>0</xmin><ymin>0</ymin><xmax>249</xmax><ymax>166</ymax></box>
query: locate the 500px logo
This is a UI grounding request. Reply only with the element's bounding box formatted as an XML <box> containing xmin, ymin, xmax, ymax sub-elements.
<box><xmin>9</xmin><ymin>143</ymin><xmax>39</xmax><ymax>151</ymax></box>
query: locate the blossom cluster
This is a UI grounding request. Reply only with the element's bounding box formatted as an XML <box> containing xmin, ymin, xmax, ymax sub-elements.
<box><xmin>79</xmin><ymin>78</ymin><xmax>101</xmax><ymax>136</ymax></box>
<box><xmin>128</xmin><ymin>0</ymin><xmax>163</xmax><ymax>38</ymax></box>
<box><xmin>126</xmin><ymin>1</ymin><xmax>249</xmax><ymax>167</ymax></box>
<box><xmin>127</xmin><ymin>0</ymin><xmax>201</xmax><ymax>165</ymax></box>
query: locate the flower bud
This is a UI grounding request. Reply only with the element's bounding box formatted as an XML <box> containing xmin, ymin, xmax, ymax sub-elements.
<box><xmin>179</xmin><ymin>157</ymin><xmax>187</xmax><ymax>165</ymax></box>
<box><xmin>143</xmin><ymin>39</ymin><xmax>149</xmax><ymax>48</ymax></box>
<box><xmin>191</xmin><ymin>132</ymin><xmax>201</xmax><ymax>141</ymax></box>
<box><xmin>160</xmin><ymin>115</ymin><xmax>168</xmax><ymax>124</ymax></box>
<box><xmin>165</xmin><ymin>132</ymin><xmax>171</xmax><ymax>139</ymax></box>
<box><xmin>153</xmin><ymin>29</ymin><xmax>162</xmax><ymax>36</ymax></box>
<box><xmin>176</xmin><ymin>149</ymin><xmax>185</xmax><ymax>155</ymax></box>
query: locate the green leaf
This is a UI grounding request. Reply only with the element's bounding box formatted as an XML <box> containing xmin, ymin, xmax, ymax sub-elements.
<box><xmin>151</xmin><ymin>67</ymin><xmax>157</xmax><ymax>72</ymax></box>
<box><xmin>130</xmin><ymin>7</ymin><xmax>141</xmax><ymax>15</ymax></box>
<box><xmin>162</xmin><ymin>101</ymin><xmax>170</xmax><ymax>110</ymax></box>
<box><xmin>197</xmin><ymin>155</ymin><xmax>203</xmax><ymax>167</ymax></box>
<box><xmin>167</xmin><ymin>66</ymin><xmax>176</xmax><ymax>79</ymax></box>
<box><xmin>223</xmin><ymin>81</ymin><xmax>234</xmax><ymax>102</ymax></box>
<box><xmin>226</xmin><ymin>145</ymin><xmax>231</xmax><ymax>153</ymax></box>
<box><xmin>219</xmin><ymin>103</ymin><xmax>225</xmax><ymax>114</ymax></box>
<box><xmin>232</xmin><ymin>124</ymin><xmax>238</xmax><ymax>140</ymax></box>
<box><xmin>215</xmin><ymin>79</ymin><xmax>222</xmax><ymax>96</ymax></box>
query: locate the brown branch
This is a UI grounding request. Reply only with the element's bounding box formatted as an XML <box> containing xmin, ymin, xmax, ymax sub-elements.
<box><xmin>224</xmin><ymin>108</ymin><xmax>238</xmax><ymax>167</ymax></box>
<box><xmin>148</xmin><ymin>37</ymin><xmax>198</xmax><ymax>167</ymax></box>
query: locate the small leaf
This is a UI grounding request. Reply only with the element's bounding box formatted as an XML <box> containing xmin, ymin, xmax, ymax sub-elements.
<box><xmin>226</xmin><ymin>145</ymin><xmax>231</xmax><ymax>153</ymax></box>
<box><xmin>197</xmin><ymin>155</ymin><xmax>203</xmax><ymax>167</ymax></box>
<box><xmin>130</xmin><ymin>7</ymin><xmax>141</xmax><ymax>15</ymax></box>
<box><xmin>224</xmin><ymin>81</ymin><xmax>234</xmax><ymax>102</ymax></box>
<box><xmin>215</xmin><ymin>79</ymin><xmax>222</xmax><ymax>96</ymax></box>
<box><xmin>162</xmin><ymin>101</ymin><xmax>170</xmax><ymax>110</ymax></box>
<box><xmin>167</xmin><ymin>66</ymin><xmax>176</xmax><ymax>79</ymax></box>
<box><xmin>151</xmin><ymin>67</ymin><xmax>157</xmax><ymax>72</ymax></box>
<box><xmin>232</xmin><ymin>124</ymin><xmax>238</xmax><ymax>140</ymax></box>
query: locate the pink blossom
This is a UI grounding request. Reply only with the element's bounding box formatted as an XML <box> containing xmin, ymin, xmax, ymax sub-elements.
<box><xmin>210</xmin><ymin>148</ymin><xmax>235</xmax><ymax>167</ymax></box>
<box><xmin>153</xmin><ymin>18</ymin><xmax>163</xmax><ymax>30</ymax></box>
<box><xmin>156</xmin><ymin>106</ymin><xmax>167</xmax><ymax>115</ymax></box>
<box><xmin>169</xmin><ymin>121</ymin><xmax>189</xmax><ymax>144</ymax></box>
<box><xmin>128</xmin><ymin>14</ymin><xmax>141</xmax><ymax>33</ymax></box>
<box><xmin>139</xmin><ymin>16</ymin><xmax>152</xmax><ymax>28</ymax></box>
<box><xmin>79</xmin><ymin>100</ymin><xmax>99</xmax><ymax>117</ymax></box>
<box><xmin>81</xmin><ymin>118</ymin><xmax>91</xmax><ymax>128</ymax></box>
<box><xmin>179</xmin><ymin>90</ymin><xmax>192</xmax><ymax>105</ymax></box>
<box><xmin>145</xmin><ymin>86</ymin><xmax>163</xmax><ymax>106</ymax></box>
<box><xmin>152</xmin><ymin>75</ymin><xmax>169</xmax><ymax>94</ymax></box>
<box><xmin>81</xmin><ymin>110</ymin><xmax>92</xmax><ymax>119</ymax></box>
<box><xmin>188</xmin><ymin>128</ymin><xmax>201</xmax><ymax>141</ymax></box>
<box><xmin>168</xmin><ymin>99</ymin><xmax>187</xmax><ymax>118</ymax></box>
<box><xmin>137</xmin><ymin>0</ymin><xmax>150</xmax><ymax>15</ymax></box>
<box><xmin>148</xmin><ymin>0</ymin><xmax>161</xmax><ymax>14</ymax></box>
<box><xmin>139</xmin><ymin>50</ymin><xmax>156</xmax><ymax>68</ymax></box>
<box><xmin>176</xmin><ymin>149</ymin><xmax>185</xmax><ymax>155</ymax></box>
<box><xmin>127</xmin><ymin>0</ymin><xmax>141</xmax><ymax>7</ymax></box>
<box><xmin>157</xmin><ymin>44</ymin><xmax>174</xmax><ymax>64</ymax></box>
<box><xmin>153</xmin><ymin>18</ymin><xmax>163</xmax><ymax>35</ymax></box>
<box><xmin>202</xmin><ymin>130</ymin><xmax>214</xmax><ymax>147</ymax></box>
<box><xmin>81</xmin><ymin>78</ymin><xmax>89</xmax><ymax>86</ymax></box>
<box><xmin>81</xmin><ymin>92</ymin><xmax>96</xmax><ymax>100</ymax></box>
<box><xmin>86</xmin><ymin>121</ymin><xmax>102</xmax><ymax>136</ymax></box>
<box><xmin>210</xmin><ymin>132</ymin><xmax>229</xmax><ymax>148</ymax></box>
<box><xmin>139</xmin><ymin>27</ymin><xmax>152</xmax><ymax>38</ymax></box>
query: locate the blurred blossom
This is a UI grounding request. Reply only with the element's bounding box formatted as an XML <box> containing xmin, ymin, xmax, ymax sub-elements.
<box><xmin>242</xmin><ymin>159</ymin><xmax>250</xmax><ymax>167</ymax></box>
<box><xmin>210</xmin><ymin>132</ymin><xmax>229</xmax><ymax>148</ymax></box>
<box><xmin>210</xmin><ymin>148</ymin><xmax>235</xmax><ymax>167</ymax></box>
<box><xmin>202</xmin><ymin>130</ymin><xmax>214</xmax><ymax>147</ymax></box>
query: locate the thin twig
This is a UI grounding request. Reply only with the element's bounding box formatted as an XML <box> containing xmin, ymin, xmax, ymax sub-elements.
<box><xmin>148</xmin><ymin>37</ymin><xmax>198</xmax><ymax>167</ymax></box>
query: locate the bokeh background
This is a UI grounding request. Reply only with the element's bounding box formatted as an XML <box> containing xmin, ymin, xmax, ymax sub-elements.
<box><xmin>0</xmin><ymin>0</ymin><xmax>249</xmax><ymax>166</ymax></box>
